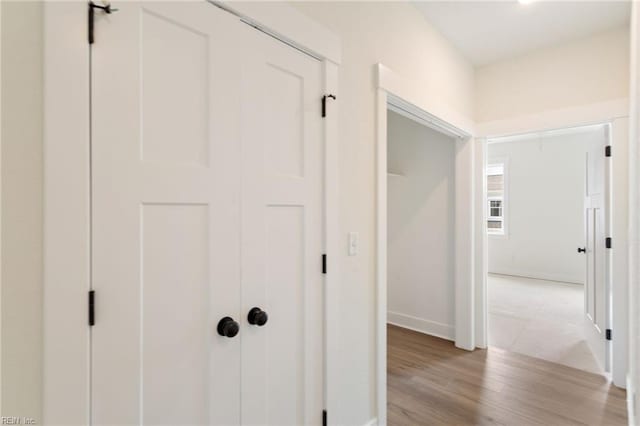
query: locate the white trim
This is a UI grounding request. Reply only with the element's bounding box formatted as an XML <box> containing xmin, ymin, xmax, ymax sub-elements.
<box><xmin>474</xmin><ymin>138</ymin><xmax>488</xmax><ymax>349</ymax></box>
<box><xmin>377</xmin><ymin>63</ymin><xmax>474</xmax><ymax>137</ymax></box>
<box><xmin>629</xmin><ymin>4</ymin><xmax>639</xmax><ymax>421</ymax></box>
<box><xmin>387</xmin><ymin>96</ymin><xmax>470</xmax><ymax>139</ymax></box>
<box><xmin>375</xmin><ymin>87</ymin><xmax>388</xmax><ymax>426</ymax></box>
<box><xmin>322</xmin><ymin>60</ymin><xmax>341</xmax><ymax>424</ymax></box>
<box><xmin>611</xmin><ymin>117</ymin><xmax>630</xmax><ymax>388</ymax></box>
<box><xmin>605</xmin><ymin>123</ymin><xmax>614</xmax><ymax>374</ymax></box>
<box><xmin>210</xmin><ymin>1</ymin><xmax>341</xmax><ymax>65</ymax></box>
<box><xmin>43</xmin><ymin>3</ymin><xmax>91</xmax><ymax>424</ymax></box>
<box><xmin>376</xmin><ymin>64</ymin><xmax>476</xmax><ymax>426</ymax></box>
<box><xmin>477</xmin><ymin>98</ymin><xmax>628</xmax><ymax>138</ymax></box>
<box><xmin>454</xmin><ymin>136</ymin><xmax>476</xmax><ymax>351</ymax></box>
<box><xmin>0</xmin><ymin>0</ymin><xmax>3</xmax><ymax>413</ymax></box>
<box><xmin>43</xmin><ymin>2</ymin><xmax>341</xmax><ymax>423</ymax></box>
<box><xmin>488</xmin><ymin>270</ymin><xmax>583</xmax><ymax>286</ymax></box>
<box><xmin>487</xmin><ymin>122</ymin><xmax>613</xmax><ymax>143</ymax></box>
<box><xmin>363</xmin><ymin>418</ymin><xmax>378</xmax><ymax>426</ymax></box>
<box><xmin>486</xmin><ymin>163</ymin><xmax>504</xmax><ymax>176</ymax></box>
<box><xmin>628</xmin><ymin>374</ymin><xmax>637</xmax><ymax>426</ymax></box>
<box><xmin>387</xmin><ymin>312</ymin><xmax>455</xmax><ymax>341</ymax></box>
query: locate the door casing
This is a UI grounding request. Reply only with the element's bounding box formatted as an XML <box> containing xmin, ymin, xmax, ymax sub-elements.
<box><xmin>376</xmin><ymin>70</ymin><xmax>631</xmax><ymax>424</ymax></box>
<box><xmin>476</xmin><ymin>107</ymin><xmax>630</xmax><ymax>388</ymax></box>
<box><xmin>374</xmin><ymin>63</ymin><xmax>476</xmax><ymax>426</ymax></box>
<box><xmin>484</xmin><ymin>123</ymin><xmax>612</xmax><ymax>372</ymax></box>
<box><xmin>42</xmin><ymin>2</ymin><xmax>341</xmax><ymax>423</ymax></box>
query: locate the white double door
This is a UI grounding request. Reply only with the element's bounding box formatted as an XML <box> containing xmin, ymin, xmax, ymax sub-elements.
<box><xmin>91</xmin><ymin>3</ymin><xmax>324</xmax><ymax>424</ymax></box>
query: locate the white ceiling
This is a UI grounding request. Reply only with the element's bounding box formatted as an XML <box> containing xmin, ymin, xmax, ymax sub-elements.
<box><xmin>412</xmin><ymin>1</ymin><xmax>631</xmax><ymax>67</ymax></box>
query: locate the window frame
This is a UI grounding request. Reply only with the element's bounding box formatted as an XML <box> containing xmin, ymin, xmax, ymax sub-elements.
<box><xmin>488</xmin><ymin>198</ymin><xmax>503</xmax><ymax>220</ymax></box>
<box><xmin>486</xmin><ymin>159</ymin><xmax>508</xmax><ymax>237</ymax></box>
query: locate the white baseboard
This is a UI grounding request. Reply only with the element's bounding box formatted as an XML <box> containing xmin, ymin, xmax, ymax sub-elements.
<box><xmin>628</xmin><ymin>374</ymin><xmax>636</xmax><ymax>426</ymax></box>
<box><xmin>363</xmin><ymin>418</ymin><xmax>378</xmax><ymax>426</ymax></box>
<box><xmin>387</xmin><ymin>311</ymin><xmax>454</xmax><ymax>341</ymax></box>
<box><xmin>488</xmin><ymin>269</ymin><xmax>583</xmax><ymax>285</ymax></box>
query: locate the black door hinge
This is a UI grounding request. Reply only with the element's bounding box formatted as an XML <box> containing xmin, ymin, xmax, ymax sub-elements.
<box><xmin>606</xmin><ymin>237</ymin><xmax>612</xmax><ymax>249</ymax></box>
<box><xmin>322</xmin><ymin>410</ymin><xmax>327</xmax><ymax>426</ymax></box>
<box><xmin>322</xmin><ymin>254</ymin><xmax>327</xmax><ymax>274</ymax></box>
<box><xmin>605</xmin><ymin>145</ymin><xmax>612</xmax><ymax>157</ymax></box>
<box><xmin>88</xmin><ymin>290</ymin><xmax>96</xmax><ymax>326</ymax></box>
<box><xmin>606</xmin><ymin>329</ymin><xmax>612</xmax><ymax>341</ymax></box>
<box><xmin>321</xmin><ymin>94</ymin><xmax>336</xmax><ymax>118</ymax></box>
<box><xmin>88</xmin><ymin>1</ymin><xmax>118</xmax><ymax>45</ymax></box>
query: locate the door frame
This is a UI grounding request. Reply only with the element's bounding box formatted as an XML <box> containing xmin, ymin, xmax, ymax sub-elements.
<box><xmin>42</xmin><ymin>2</ymin><xmax>341</xmax><ymax>423</ymax></box>
<box><xmin>484</xmin><ymin>122</ymin><xmax>613</xmax><ymax>368</ymax></box>
<box><xmin>374</xmin><ymin>63</ymin><xmax>477</xmax><ymax>425</ymax></box>
<box><xmin>475</xmin><ymin>100</ymin><xmax>630</xmax><ymax>388</ymax></box>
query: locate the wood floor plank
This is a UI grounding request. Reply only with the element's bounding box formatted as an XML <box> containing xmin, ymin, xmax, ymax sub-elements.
<box><xmin>387</xmin><ymin>325</ymin><xmax>627</xmax><ymax>426</ymax></box>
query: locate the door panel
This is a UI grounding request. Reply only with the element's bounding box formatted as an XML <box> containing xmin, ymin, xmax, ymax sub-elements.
<box><xmin>583</xmin><ymin>126</ymin><xmax>609</xmax><ymax>372</ymax></box>
<box><xmin>141</xmin><ymin>204</ymin><xmax>209</xmax><ymax>425</ymax></box>
<box><xmin>240</xmin><ymin>29</ymin><xmax>324</xmax><ymax>426</ymax></box>
<box><xmin>140</xmin><ymin>9</ymin><xmax>209</xmax><ymax>166</ymax></box>
<box><xmin>92</xmin><ymin>3</ymin><xmax>324</xmax><ymax>425</ymax></box>
<box><xmin>268</xmin><ymin>206</ymin><xmax>305</xmax><ymax>424</ymax></box>
<box><xmin>92</xmin><ymin>3</ymin><xmax>244</xmax><ymax>424</ymax></box>
<box><xmin>264</xmin><ymin>65</ymin><xmax>306</xmax><ymax>178</ymax></box>
<box><xmin>586</xmin><ymin>208</ymin><xmax>595</xmax><ymax>321</ymax></box>
<box><xmin>594</xmin><ymin>208</ymin><xmax>606</xmax><ymax>329</ymax></box>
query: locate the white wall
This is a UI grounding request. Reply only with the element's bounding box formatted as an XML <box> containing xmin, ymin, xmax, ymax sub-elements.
<box><xmin>2</xmin><ymin>0</ymin><xmax>634</xmax><ymax>423</ymax></box>
<box><xmin>1</xmin><ymin>1</ymin><xmax>43</xmax><ymax>421</ymax></box>
<box><xmin>0</xmin><ymin>2</ymin><xmax>475</xmax><ymax>424</ymax></box>
<box><xmin>476</xmin><ymin>27</ymin><xmax>630</xmax><ymax>124</ymax></box>
<box><xmin>487</xmin><ymin>129</ymin><xmax>598</xmax><ymax>284</ymax></box>
<box><xmin>387</xmin><ymin>111</ymin><xmax>456</xmax><ymax>340</ymax></box>
<box><xmin>627</xmin><ymin>1</ymin><xmax>640</xmax><ymax>421</ymax></box>
<box><xmin>289</xmin><ymin>3</ymin><xmax>475</xmax><ymax>424</ymax></box>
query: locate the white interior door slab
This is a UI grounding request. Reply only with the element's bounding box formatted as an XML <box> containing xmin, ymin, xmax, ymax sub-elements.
<box><xmin>239</xmin><ymin>30</ymin><xmax>324</xmax><ymax>426</ymax></box>
<box><xmin>583</xmin><ymin>126</ymin><xmax>610</xmax><ymax>372</ymax></box>
<box><xmin>91</xmin><ymin>2</ymin><xmax>324</xmax><ymax>424</ymax></box>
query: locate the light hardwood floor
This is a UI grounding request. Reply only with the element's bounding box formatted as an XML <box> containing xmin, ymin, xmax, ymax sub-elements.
<box><xmin>388</xmin><ymin>325</ymin><xmax>627</xmax><ymax>425</ymax></box>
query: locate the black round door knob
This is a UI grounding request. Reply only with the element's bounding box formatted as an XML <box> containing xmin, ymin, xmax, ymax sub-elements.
<box><xmin>217</xmin><ymin>317</ymin><xmax>239</xmax><ymax>338</ymax></box>
<box><xmin>577</xmin><ymin>247</ymin><xmax>586</xmax><ymax>253</ymax></box>
<box><xmin>248</xmin><ymin>307</ymin><xmax>268</xmax><ymax>326</ymax></box>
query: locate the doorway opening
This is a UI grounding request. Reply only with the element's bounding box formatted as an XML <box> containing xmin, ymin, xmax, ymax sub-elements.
<box><xmin>374</xmin><ymin>66</ymin><xmax>475</xmax><ymax>424</ymax></box>
<box><xmin>485</xmin><ymin>124</ymin><xmax>611</xmax><ymax>375</ymax></box>
<box><xmin>386</xmin><ymin>109</ymin><xmax>457</xmax><ymax>340</ymax></box>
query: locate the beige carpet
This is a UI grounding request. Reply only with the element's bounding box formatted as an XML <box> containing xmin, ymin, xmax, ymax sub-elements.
<box><xmin>488</xmin><ymin>273</ymin><xmax>602</xmax><ymax>375</ymax></box>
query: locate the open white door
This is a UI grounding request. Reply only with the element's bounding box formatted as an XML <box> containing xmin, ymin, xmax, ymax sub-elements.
<box><xmin>91</xmin><ymin>2</ymin><xmax>324</xmax><ymax>424</ymax></box>
<box><xmin>583</xmin><ymin>125</ymin><xmax>610</xmax><ymax>372</ymax></box>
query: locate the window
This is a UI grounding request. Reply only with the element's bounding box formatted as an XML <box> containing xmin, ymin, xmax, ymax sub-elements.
<box><xmin>489</xmin><ymin>199</ymin><xmax>502</xmax><ymax>218</ymax></box>
<box><xmin>487</xmin><ymin>163</ymin><xmax>506</xmax><ymax>235</ymax></box>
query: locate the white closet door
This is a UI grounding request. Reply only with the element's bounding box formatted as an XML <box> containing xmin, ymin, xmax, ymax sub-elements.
<box><xmin>239</xmin><ymin>29</ymin><xmax>324</xmax><ymax>426</ymax></box>
<box><xmin>91</xmin><ymin>2</ymin><xmax>324</xmax><ymax>425</ymax></box>
<box><xmin>92</xmin><ymin>3</ymin><xmax>245</xmax><ymax>424</ymax></box>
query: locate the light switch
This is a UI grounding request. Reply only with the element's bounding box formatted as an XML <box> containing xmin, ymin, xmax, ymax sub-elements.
<box><xmin>348</xmin><ymin>232</ymin><xmax>358</xmax><ymax>256</ymax></box>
